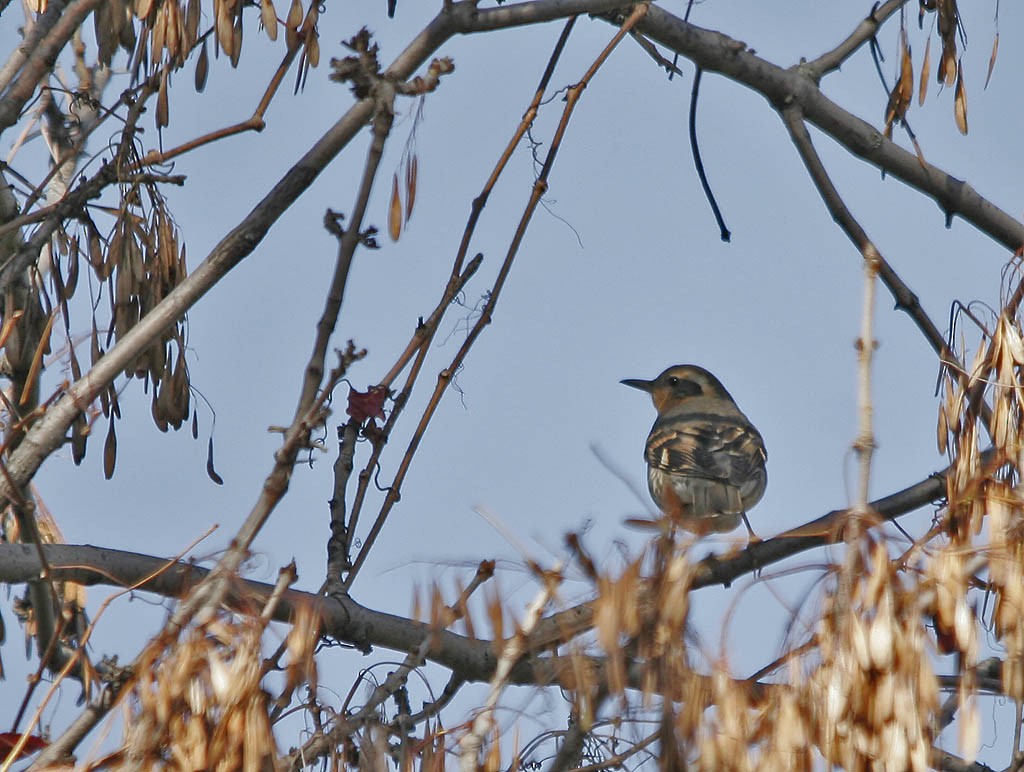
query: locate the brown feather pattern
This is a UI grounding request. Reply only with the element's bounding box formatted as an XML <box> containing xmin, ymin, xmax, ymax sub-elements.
<box><xmin>623</xmin><ymin>364</ymin><xmax>768</xmax><ymax>534</ymax></box>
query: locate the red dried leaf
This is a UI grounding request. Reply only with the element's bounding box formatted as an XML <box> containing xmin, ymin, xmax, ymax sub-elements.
<box><xmin>0</xmin><ymin>732</ymin><xmax>49</xmax><ymax>759</ymax></box>
<box><xmin>347</xmin><ymin>385</ymin><xmax>387</xmax><ymax>423</ymax></box>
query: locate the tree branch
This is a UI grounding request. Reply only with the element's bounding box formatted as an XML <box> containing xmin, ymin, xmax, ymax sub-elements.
<box><xmin>631</xmin><ymin>5</ymin><xmax>1024</xmax><ymax>251</ymax></box>
<box><xmin>805</xmin><ymin>0</ymin><xmax>908</xmax><ymax>78</ymax></box>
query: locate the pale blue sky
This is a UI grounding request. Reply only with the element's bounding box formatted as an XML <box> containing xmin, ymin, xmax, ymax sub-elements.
<box><xmin>3</xmin><ymin>0</ymin><xmax>1022</xmax><ymax>763</ymax></box>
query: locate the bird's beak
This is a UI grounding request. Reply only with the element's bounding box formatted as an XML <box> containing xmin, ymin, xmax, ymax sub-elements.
<box><xmin>620</xmin><ymin>378</ymin><xmax>653</xmax><ymax>393</ymax></box>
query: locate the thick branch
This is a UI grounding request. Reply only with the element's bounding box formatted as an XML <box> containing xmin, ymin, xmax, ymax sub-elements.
<box><xmin>0</xmin><ymin>446</ymin><xmax>961</xmax><ymax>678</ymax></box>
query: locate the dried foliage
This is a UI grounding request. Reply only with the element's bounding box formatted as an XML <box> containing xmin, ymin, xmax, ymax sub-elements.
<box><xmin>1</xmin><ymin>1</ymin><xmax>1024</xmax><ymax>771</ymax></box>
<box><xmin>116</xmin><ymin>602</ymin><xmax>317</xmax><ymax>771</ymax></box>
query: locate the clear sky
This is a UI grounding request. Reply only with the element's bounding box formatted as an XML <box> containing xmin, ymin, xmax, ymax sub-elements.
<box><xmin>3</xmin><ymin>0</ymin><xmax>1022</xmax><ymax>763</ymax></box>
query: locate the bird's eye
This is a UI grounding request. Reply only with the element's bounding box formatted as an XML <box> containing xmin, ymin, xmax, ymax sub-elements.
<box><xmin>667</xmin><ymin>376</ymin><xmax>679</xmax><ymax>386</ymax></box>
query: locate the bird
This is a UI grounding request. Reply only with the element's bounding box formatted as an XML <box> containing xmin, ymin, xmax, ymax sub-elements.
<box><xmin>621</xmin><ymin>364</ymin><xmax>767</xmax><ymax>535</ymax></box>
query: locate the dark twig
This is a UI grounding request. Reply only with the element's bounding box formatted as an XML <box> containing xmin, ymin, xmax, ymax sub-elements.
<box><xmin>688</xmin><ymin>67</ymin><xmax>729</xmax><ymax>241</ymax></box>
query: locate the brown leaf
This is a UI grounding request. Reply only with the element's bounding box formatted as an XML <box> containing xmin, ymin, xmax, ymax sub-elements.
<box><xmin>136</xmin><ymin>0</ymin><xmax>154</xmax><ymax>20</ymax></box>
<box><xmin>388</xmin><ymin>172</ymin><xmax>402</xmax><ymax>241</ymax></box>
<box><xmin>918</xmin><ymin>36</ymin><xmax>930</xmax><ymax>106</ymax></box>
<box><xmin>405</xmin><ymin>154</ymin><xmax>417</xmax><ymax>221</ymax></box>
<box><xmin>103</xmin><ymin>417</ymin><xmax>117</xmax><ymax>480</ymax></box>
<box><xmin>985</xmin><ymin>32</ymin><xmax>999</xmax><ymax>89</ymax></box>
<box><xmin>954</xmin><ymin>68</ymin><xmax>968</xmax><ymax>135</ymax></box>
<box><xmin>0</xmin><ymin>732</ymin><xmax>49</xmax><ymax>760</ymax></box>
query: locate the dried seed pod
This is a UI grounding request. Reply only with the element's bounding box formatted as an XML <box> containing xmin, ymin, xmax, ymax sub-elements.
<box><xmin>261</xmin><ymin>0</ymin><xmax>278</xmax><ymax>40</ymax></box>
<box><xmin>229</xmin><ymin>13</ymin><xmax>242</xmax><ymax>67</ymax></box>
<box><xmin>152</xmin><ymin>386</ymin><xmax>169</xmax><ymax>432</ymax></box>
<box><xmin>156</xmin><ymin>68</ymin><xmax>170</xmax><ymax>127</ymax></box>
<box><xmin>954</xmin><ymin>68</ymin><xmax>968</xmax><ymax>135</ymax></box>
<box><xmin>388</xmin><ymin>173</ymin><xmax>402</xmax><ymax>241</ymax></box>
<box><xmin>285</xmin><ymin>0</ymin><xmax>302</xmax><ymax>52</ymax></box>
<box><xmin>185</xmin><ymin>0</ymin><xmax>200</xmax><ymax>45</ymax></box>
<box><xmin>304</xmin><ymin>27</ymin><xmax>319</xmax><ymax>67</ymax></box>
<box><xmin>71</xmin><ymin>414</ymin><xmax>88</xmax><ymax>465</ymax></box>
<box><xmin>405</xmin><ymin>154</ymin><xmax>417</xmax><ymax>220</ymax></box>
<box><xmin>868</xmin><ymin>612</ymin><xmax>895</xmax><ymax>671</ymax></box>
<box><xmin>918</xmin><ymin>37</ymin><xmax>931</xmax><ymax>105</ymax></box>
<box><xmin>103</xmin><ymin>417</ymin><xmax>117</xmax><ymax>479</ymax></box>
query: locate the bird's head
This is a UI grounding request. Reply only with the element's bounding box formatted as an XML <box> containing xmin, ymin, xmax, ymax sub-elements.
<box><xmin>621</xmin><ymin>364</ymin><xmax>734</xmax><ymax>414</ymax></box>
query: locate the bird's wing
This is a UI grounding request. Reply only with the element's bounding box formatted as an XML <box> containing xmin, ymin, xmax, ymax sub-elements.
<box><xmin>646</xmin><ymin>414</ymin><xmax>766</xmax><ymax>486</ymax></box>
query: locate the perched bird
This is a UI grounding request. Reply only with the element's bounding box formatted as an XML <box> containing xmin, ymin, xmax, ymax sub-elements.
<box><xmin>622</xmin><ymin>364</ymin><xmax>767</xmax><ymax>535</ymax></box>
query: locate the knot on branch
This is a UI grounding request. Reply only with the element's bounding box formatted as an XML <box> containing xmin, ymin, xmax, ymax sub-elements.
<box><xmin>330</xmin><ymin>28</ymin><xmax>382</xmax><ymax>100</ymax></box>
<box><xmin>394</xmin><ymin>57</ymin><xmax>455</xmax><ymax>97</ymax></box>
<box><xmin>329</xmin><ymin>28</ymin><xmax>455</xmax><ymax>101</ymax></box>
<box><xmin>322</xmin><ymin>209</ymin><xmax>379</xmax><ymax>249</ymax></box>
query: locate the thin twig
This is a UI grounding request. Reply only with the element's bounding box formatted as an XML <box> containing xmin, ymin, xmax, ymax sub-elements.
<box><xmin>688</xmin><ymin>67</ymin><xmax>729</xmax><ymax>241</ymax></box>
<box><xmin>342</xmin><ymin>3</ymin><xmax>649</xmax><ymax>592</ymax></box>
<box><xmin>339</xmin><ymin>18</ymin><xmax>578</xmax><ymax>559</ymax></box>
<box><xmin>806</xmin><ymin>0</ymin><xmax>908</xmax><ymax>78</ymax></box>
<box><xmin>133</xmin><ymin>43</ymin><xmax>303</xmax><ymax>169</ymax></box>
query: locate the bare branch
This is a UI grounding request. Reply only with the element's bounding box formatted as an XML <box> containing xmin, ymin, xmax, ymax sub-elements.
<box><xmin>632</xmin><ymin>5</ymin><xmax>1024</xmax><ymax>251</ymax></box>
<box><xmin>806</xmin><ymin>0</ymin><xmax>908</xmax><ymax>77</ymax></box>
